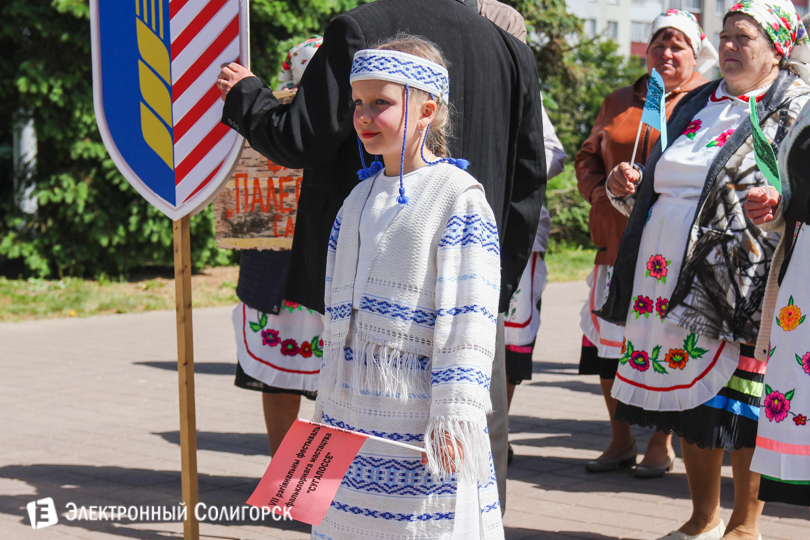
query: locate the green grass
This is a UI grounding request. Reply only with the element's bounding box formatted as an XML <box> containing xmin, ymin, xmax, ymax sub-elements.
<box><xmin>0</xmin><ymin>249</ymin><xmax>594</xmax><ymax>323</ymax></box>
<box><xmin>545</xmin><ymin>246</ymin><xmax>596</xmax><ymax>283</ymax></box>
<box><xmin>0</xmin><ymin>267</ymin><xmax>240</xmax><ymax>323</ymax></box>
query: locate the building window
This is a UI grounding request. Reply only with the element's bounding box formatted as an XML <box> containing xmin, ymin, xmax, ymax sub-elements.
<box><xmin>682</xmin><ymin>0</ymin><xmax>702</xmax><ymax>11</ymax></box>
<box><xmin>713</xmin><ymin>32</ymin><xmax>720</xmax><ymax>49</ymax></box>
<box><xmin>585</xmin><ymin>19</ymin><xmax>597</xmax><ymax>38</ymax></box>
<box><xmin>715</xmin><ymin>0</ymin><xmax>724</xmax><ymax>15</ymax></box>
<box><xmin>797</xmin><ymin>5</ymin><xmax>808</xmax><ymax>16</ymax></box>
<box><xmin>606</xmin><ymin>21</ymin><xmax>619</xmax><ymax>40</ymax></box>
<box><xmin>632</xmin><ymin>21</ymin><xmax>652</xmax><ymax>42</ymax></box>
<box><xmin>667</xmin><ymin>0</ymin><xmax>683</xmax><ymax>9</ymax></box>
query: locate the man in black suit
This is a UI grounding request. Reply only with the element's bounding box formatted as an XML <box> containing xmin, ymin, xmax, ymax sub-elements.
<box><xmin>218</xmin><ymin>0</ymin><xmax>546</xmax><ymax>511</ymax></box>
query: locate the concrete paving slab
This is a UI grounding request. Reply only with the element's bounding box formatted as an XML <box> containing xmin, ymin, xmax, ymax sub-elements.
<box><xmin>1</xmin><ymin>281</ymin><xmax>807</xmax><ymax>539</ymax></box>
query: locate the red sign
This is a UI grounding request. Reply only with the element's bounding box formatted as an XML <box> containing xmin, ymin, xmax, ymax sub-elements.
<box><xmin>247</xmin><ymin>419</ymin><xmax>368</xmax><ymax>526</ymax></box>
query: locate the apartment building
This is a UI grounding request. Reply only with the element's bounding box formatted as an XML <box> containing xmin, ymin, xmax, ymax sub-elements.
<box><xmin>566</xmin><ymin>0</ymin><xmax>809</xmax><ymax>65</ymax></box>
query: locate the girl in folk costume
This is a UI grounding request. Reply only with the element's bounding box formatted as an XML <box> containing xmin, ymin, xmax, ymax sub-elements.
<box><xmin>313</xmin><ymin>35</ymin><xmax>504</xmax><ymax>540</ymax></box>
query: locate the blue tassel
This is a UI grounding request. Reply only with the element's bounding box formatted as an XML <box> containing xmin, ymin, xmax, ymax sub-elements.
<box><xmin>357</xmin><ymin>160</ymin><xmax>383</xmax><ymax>180</ymax></box>
<box><xmin>447</xmin><ymin>158</ymin><xmax>470</xmax><ymax>170</ymax></box>
<box><xmin>396</xmin><ymin>186</ymin><xmax>410</xmax><ymax>205</ymax></box>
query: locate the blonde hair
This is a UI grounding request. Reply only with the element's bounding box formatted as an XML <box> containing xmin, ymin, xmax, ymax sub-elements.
<box><xmin>374</xmin><ymin>33</ymin><xmax>452</xmax><ymax>158</ymax></box>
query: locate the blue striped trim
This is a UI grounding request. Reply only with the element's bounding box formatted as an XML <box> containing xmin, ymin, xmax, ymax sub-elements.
<box><xmin>321</xmin><ymin>413</ymin><xmax>425</xmax><ymax>442</ymax></box>
<box><xmin>481</xmin><ymin>501</ymin><xmax>500</xmax><ymax>514</ymax></box>
<box><xmin>703</xmin><ymin>395</ymin><xmax>760</xmax><ymax>421</ymax></box>
<box><xmin>327</xmin><ymin>301</ymin><xmax>352</xmax><ymax>321</ymax></box>
<box><xmin>432</xmin><ymin>366</ymin><xmax>491</xmax><ymax>391</ymax></box>
<box><xmin>437</xmin><ymin>273</ymin><xmax>499</xmax><ymax>290</ymax></box>
<box><xmin>437</xmin><ymin>304</ymin><xmax>498</xmax><ymax>323</ymax></box>
<box><xmin>328</xmin><ymin>215</ymin><xmax>342</xmax><ymax>251</ymax></box>
<box><xmin>438</xmin><ymin>214</ymin><xmax>499</xmax><ymax>255</ymax></box>
<box><xmin>342</xmin><ymin>455</ymin><xmax>457</xmax><ymax>496</ymax></box>
<box><xmin>312</xmin><ymin>532</ymin><xmax>332</xmax><ymax>540</ymax></box>
<box><xmin>331</xmin><ymin>502</ymin><xmax>454</xmax><ymax>522</ymax></box>
<box><xmin>359</xmin><ymin>295</ymin><xmax>437</xmax><ymax>327</ymax></box>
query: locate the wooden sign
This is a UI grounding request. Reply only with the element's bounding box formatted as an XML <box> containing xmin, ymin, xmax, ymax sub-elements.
<box><xmin>214</xmin><ymin>91</ymin><xmax>301</xmax><ymax>250</ymax></box>
<box><xmin>214</xmin><ymin>142</ymin><xmax>303</xmax><ymax>250</ymax></box>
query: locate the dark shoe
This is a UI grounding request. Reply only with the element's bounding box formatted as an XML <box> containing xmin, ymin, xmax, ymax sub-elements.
<box><xmin>507</xmin><ymin>443</ymin><xmax>514</xmax><ymax>465</ymax></box>
<box><xmin>584</xmin><ymin>442</ymin><xmax>637</xmax><ymax>473</ymax></box>
<box><xmin>634</xmin><ymin>449</ymin><xmax>676</xmax><ymax>479</ymax></box>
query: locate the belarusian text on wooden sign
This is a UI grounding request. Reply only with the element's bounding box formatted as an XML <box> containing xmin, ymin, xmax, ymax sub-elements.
<box><xmin>214</xmin><ymin>141</ymin><xmax>302</xmax><ymax>250</ymax></box>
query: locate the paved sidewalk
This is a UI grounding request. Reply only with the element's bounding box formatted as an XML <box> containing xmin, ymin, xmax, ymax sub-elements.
<box><xmin>0</xmin><ymin>281</ymin><xmax>806</xmax><ymax>539</ymax></box>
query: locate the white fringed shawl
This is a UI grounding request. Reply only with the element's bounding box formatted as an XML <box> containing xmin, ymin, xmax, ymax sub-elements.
<box><xmin>319</xmin><ymin>163</ymin><xmax>501</xmax><ymax>484</ymax></box>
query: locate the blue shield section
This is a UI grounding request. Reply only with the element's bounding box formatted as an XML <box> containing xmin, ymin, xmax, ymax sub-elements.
<box><xmin>98</xmin><ymin>0</ymin><xmax>176</xmax><ymax>206</ymax></box>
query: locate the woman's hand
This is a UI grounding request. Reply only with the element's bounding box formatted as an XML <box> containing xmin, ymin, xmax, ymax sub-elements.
<box><xmin>607</xmin><ymin>162</ymin><xmax>641</xmax><ymax>197</ymax></box>
<box><xmin>744</xmin><ymin>186</ymin><xmax>781</xmax><ymax>225</ymax></box>
<box><xmin>421</xmin><ymin>432</ymin><xmax>464</xmax><ymax>472</ymax></box>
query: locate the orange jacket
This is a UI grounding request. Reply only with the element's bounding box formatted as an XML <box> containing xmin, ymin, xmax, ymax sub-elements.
<box><xmin>575</xmin><ymin>71</ymin><xmax>707</xmax><ymax>266</ymax></box>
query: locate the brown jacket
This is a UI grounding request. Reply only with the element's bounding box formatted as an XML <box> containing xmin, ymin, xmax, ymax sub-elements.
<box><xmin>575</xmin><ymin>71</ymin><xmax>707</xmax><ymax>265</ymax></box>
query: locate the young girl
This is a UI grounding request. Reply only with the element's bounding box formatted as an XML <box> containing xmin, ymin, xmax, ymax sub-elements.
<box><xmin>312</xmin><ymin>35</ymin><xmax>504</xmax><ymax>539</ymax></box>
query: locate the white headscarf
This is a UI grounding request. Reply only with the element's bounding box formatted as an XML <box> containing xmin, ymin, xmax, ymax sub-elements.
<box><xmin>649</xmin><ymin>10</ymin><xmax>719</xmax><ymax>76</ymax></box>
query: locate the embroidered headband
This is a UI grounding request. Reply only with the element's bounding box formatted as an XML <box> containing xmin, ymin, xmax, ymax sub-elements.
<box><xmin>350</xmin><ymin>49</ymin><xmax>450</xmax><ymax>103</ymax></box>
<box><xmin>351</xmin><ymin>48</ymin><xmax>467</xmax><ymax>205</ymax></box>
<box><xmin>650</xmin><ymin>10</ymin><xmax>719</xmax><ymax>76</ymax></box>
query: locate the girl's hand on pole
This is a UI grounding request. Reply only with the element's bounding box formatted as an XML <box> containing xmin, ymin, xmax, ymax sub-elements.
<box><xmin>421</xmin><ymin>432</ymin><xmax>464</xmax><ymax>472</ymax></box>
<box><xmin>607</xmin><ymin>162</ymin><xmax>641</xmax><ymax>197</ymax></box>
<box><xmin>745</xmin><ymin>186</ymin><xmax>781</xmax><ymax>225</ymax></box>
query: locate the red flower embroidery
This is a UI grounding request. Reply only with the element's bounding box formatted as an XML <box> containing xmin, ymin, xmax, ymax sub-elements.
<box><xmin>707</xmin><ymin>129</ymin><xmax>734</xmax><ymax>148</ymax></box>
<box><xmin>632</xmin><ymin>295</ymin><xmax>654</xmax><ymax>319</ymax></box>
<box><xmin>682</xmin><ymin>119</ymin><xmax>702</xmax><ymax>140</ymax></box>
<box><xmin>300</xmin><ymin>341</ymin><xmax>313</xmax><ymax>358</ymax></box>
<box><xmin>794</xmin><ymin>414</ymin><xmax>807</xmax><ymax>426</ymax></box>
<box><xmin>280</xmin><ymin>339</ymin><xmax>300</xmax><ymax>356</ymax></box>
<box><xmin>262</xmin><ymin>329</ymin><xmax>281</xmax><ymax>347</ymax></box>
<box><xmin>646</xmin><ymin>254</ymin><xmax>669</xmax><ymax>281</ymax></box>
<box><xmin>656</xmin><ymin>297</ymin><xmax>669</xmax><ymax>320</ymax></box>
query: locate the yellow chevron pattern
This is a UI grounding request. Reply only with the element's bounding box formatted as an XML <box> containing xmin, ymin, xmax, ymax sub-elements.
<box><xmin>136</xmin><ymin>0</ymin><xmax>173</xmax><ymax>170</ymax></box>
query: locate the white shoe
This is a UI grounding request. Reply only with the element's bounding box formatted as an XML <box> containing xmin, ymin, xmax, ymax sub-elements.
<box><xmin>657</xmin><ymin>520</ymin><xmax>725</xmax><ymax>540</ymax></box>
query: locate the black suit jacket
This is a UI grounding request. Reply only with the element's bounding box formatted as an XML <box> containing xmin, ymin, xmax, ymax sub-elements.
<box><xmin>222</xmin><ymin>0</ymin><xmax>547</xmax><ymax>314</ymax></box>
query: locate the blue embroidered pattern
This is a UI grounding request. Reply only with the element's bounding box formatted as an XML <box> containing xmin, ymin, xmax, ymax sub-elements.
<box><xmin>342</xmin><ymin>456</ymin><xmax>456</xmax><ymax>496</ymax></box>
<box><xmin>312</xmin><ymin>531</ymin><xmax>332</xmax><ymax>540</ymax></box>
<box><xmin>437</xmin><ymin>304</ymin><xmax>498</xmax><ymax>324</ymax></box>
<box><xmin>332</xmin><ymin>501</ymin><xmax>454</xmax><ymax>522</ymax></box>
<box><xmin>432</xmin><ymin>366</ymin><xmax>491</xmax><ymax>391</ymax></box>
<box><xmin>437</xmin><ymin>273</ymin><xmax>499</xmax><ymax>290</ymax></box>
<box><xmin>328</xmin><ymin>214</ymin><xmax>342</xmax><ymax>251</ymax></box>
<box><xmin>327</xmin><ymin>301</ymin><xmax>352</xmax><ymax>322</ymax></box>
<box><xmin>359</xmin><ymin>296</ymin><xmax>437</xmax><ymax>328</ymax></box>
<box><xmin>350</xmin><ymin>54</ymin><xmax>449</xmax><ymax>101</ymax></box>
<box><xmin>438</xmin><ymin>214</ymin><xmax>500</xmax><ymax>255</ymax></box>
<box><xmin>321</xmin><ymin>413</ymin><xmax>425</xmax><ymax>442</ymax></box>
<box><xmin>481</xmin><ymin>502</ymin><xmax>500</xmax><ymax>514</ymax></box>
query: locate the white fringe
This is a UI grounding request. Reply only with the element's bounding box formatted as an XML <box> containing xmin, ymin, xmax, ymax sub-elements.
<box><xmin>425</xmin><ymin>416</ymin><xmax>490</xmax><ymax>484</ymax></box>
<box><xmin>318</xmin><ymin>336</ymin><xmax>430</xmax><ymax>402</ymax></box>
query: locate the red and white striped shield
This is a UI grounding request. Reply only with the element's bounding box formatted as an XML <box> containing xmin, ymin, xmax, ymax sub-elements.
<box><xmin>91</xmin><ymin>0</ymin><xmax>249</xmax><ymax>220</ymax></box>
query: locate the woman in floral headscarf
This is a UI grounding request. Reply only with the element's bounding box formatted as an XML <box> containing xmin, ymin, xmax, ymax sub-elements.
<box><xmin>576</xmin><ymin>9</ymin><xmax>715</xmax><ymax>478</ymax></box>
<box><xmin>601</xmin><ymin>0</ymin><xmax>810</xmax><ymax>537</ymax></box>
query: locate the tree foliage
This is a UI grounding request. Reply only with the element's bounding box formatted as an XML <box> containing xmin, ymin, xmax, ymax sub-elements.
<box><xmin>0</xmin><ymin>0</ymin><xmax>368</xmax><ymax>278</ymax></box>
<box><xmin>1</xmin><ymin>0</ymin><xmax>641</xmax><ymax>277</ymax></box>
<box><xmin>504</xmin><ymin>0</ymin><xmax>646</xmax><ymax>247</ymax></box>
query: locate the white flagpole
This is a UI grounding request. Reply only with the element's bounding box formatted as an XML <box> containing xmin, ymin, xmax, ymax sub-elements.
<box><xmin>630</xmin><ymin>119</ymin><xmax>644</xmax><ymax>167</ymax></box>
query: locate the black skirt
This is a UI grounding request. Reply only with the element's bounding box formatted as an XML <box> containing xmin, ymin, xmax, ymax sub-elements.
<box><xmin>234</xmin><ymin>361</ymin><xmax>317</xmax><ymax>401</ymax></box>
<box><xmin>759</xmin><ymin>475</ymin><xmax>810</xmax><ymax>507</ymax></box>
<box><xmin>614</xmin><ymin>346</ymin><xmax>762</xmax><ymax>452</ymax></box>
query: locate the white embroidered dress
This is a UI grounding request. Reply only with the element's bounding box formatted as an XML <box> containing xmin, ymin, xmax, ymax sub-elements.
<box><xmin>313</xmin><ymin>163</ymin><xmax>504</xmax><ymax>540</ymax></box>
<box><xmin>610</xmin><ymin>83</ymin><xmax>766</xmax><ymax>411</ymax></box>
